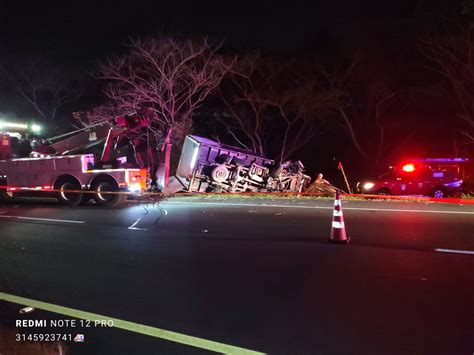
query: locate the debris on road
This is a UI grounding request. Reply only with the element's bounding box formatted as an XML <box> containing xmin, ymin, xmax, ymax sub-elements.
<box><xmin>19</xmin><ymin>306</ymin><xmax>35</xmax><ymax>314</ymax></box>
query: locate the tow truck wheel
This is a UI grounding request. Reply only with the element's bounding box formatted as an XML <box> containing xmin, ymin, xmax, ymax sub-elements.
<box><xmin>431</xmin><ymin>186</ymin><xmax>447</xmax><ymax>199</ymax></box>
<box><xmin>56</xmin><ymin>180</ymin><xmax>83</xmax><ymax>207</ymax></box>
<box><xmin>93</xmin><ymin>181</ymin><xmax>126</xmax><ymax>208</ymax></box>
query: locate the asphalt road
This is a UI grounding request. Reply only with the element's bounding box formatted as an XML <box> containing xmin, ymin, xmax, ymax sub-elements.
<box><xmin>0</xmin><ymin>196</ymin><xmax>473</xmax><ymax>354</ymax></box>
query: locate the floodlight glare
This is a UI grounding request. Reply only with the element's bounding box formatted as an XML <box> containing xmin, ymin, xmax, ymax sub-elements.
<box><xmin>30</xmin><ymin>124</ymin><xmax>42</xmax><ymax>133</ymax></box>
<box><xmin>0</xmin><ymin>121</ymin><xmax>28</xmax><ymax>130</ymax></box>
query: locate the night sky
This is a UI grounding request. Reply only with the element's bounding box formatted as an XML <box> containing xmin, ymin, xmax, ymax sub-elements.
<box><xmin>0</xmin><ymin>1</ymin><xmax>442</xmax><ymax>65</ymax></box>
<box><xmin>0</xmin><ymin>1</ymin><xmax>470</xmax><ymax>181</ymax></box>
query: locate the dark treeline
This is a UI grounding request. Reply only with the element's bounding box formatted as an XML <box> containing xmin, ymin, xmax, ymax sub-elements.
<box><xmin>1</xmin><ymin>1</ymin><xmax>474</xmax><ymax>185</ymax></box>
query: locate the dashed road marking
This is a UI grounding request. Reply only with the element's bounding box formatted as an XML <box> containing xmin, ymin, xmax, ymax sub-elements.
<box><xmin>164</xmin><ymin>201</ymin><xmax>474</xmax><ymax>215</ymax></box>
<box><xmin>434</xmin><ymin>248</ymin><xmax>474</xmax><ymax>255</ymax></box>
<box><xmin>0</xmin><ymin>292</ymin><xmax>264</xmax><ymax>354</ymax></box>
<box><xmin>0</xmin><ymin>215</ymin><xmax>85</xmax><ymax>224</ymax></box>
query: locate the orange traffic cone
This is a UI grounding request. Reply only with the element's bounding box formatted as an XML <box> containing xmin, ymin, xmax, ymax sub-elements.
<box><xmin>329</xmin><ymin>190</ymin><xmax>350</xmax><ymax>244</ymax></box>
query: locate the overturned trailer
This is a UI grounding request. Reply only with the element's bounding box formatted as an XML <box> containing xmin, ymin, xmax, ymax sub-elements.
<box><xmin>175</xmin><ymin>135</ymin><xmax>310</xmax><ymax>193</ymax></box>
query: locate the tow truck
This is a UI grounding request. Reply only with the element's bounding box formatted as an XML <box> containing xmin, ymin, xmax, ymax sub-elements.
<box><xmin>358</xmin><ymin>158</ymin><xmax>469</xmax><ymax>198</ymax></box>
<box><xmin>0</xmin><ymin>115</ymin><xmax>151</xmax><ymax>207</ymax></box>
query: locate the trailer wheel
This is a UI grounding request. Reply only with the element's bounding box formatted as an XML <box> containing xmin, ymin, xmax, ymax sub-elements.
<box><xmin>56</xmin><ymin>179</ymin><xmax>83</xmax><ymax>207</ymax></box>
<box><xmin>93</xmin><ymin>181</ymin><xmax>126</xmax><ymax>208</ymax></box>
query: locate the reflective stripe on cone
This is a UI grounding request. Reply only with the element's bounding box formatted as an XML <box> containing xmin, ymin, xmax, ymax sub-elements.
<box><xmin>329</xmin><ymin>191</ymin><xmax>350</xmax><ymax>244</ymax></box>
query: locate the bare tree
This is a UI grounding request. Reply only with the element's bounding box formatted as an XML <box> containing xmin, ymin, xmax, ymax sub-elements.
<box><xmin>420</xmin><ymin>24</ymin><xmax>474</xmax><ymax>144</ymax></box>
<box><xmin>218</xmin><ymin>54</ymin><xmax>329</xmax><ymax>161</ymax></box>
<box><xmin>320</xmin><ymin>55</ymin><xmax>404</xmax><ymax>169</ymax></box>
<box><xmin>72</xmin><ymin>101</ymin><xmax>125</xmax><ymax>128</ymax></box>
<box><xmin>0</xmin><ymin>59</ymin><xmax>80</xmax><ymax>127</ymax></box>
<box><xmin>87</xmin><ymin>35</ymin><xmax>233</xmax><ymax>145</ymax></box>
<box><xmin>218</xmin><ymin>53</ymin><xmax>268</xmax><ymax>155</ymax></box>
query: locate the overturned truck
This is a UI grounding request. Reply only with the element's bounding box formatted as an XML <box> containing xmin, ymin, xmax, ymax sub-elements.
<box><xmin>175</xmin><ymin>135</ymin><xmax>310</xmax><ymax>193</ymax></box>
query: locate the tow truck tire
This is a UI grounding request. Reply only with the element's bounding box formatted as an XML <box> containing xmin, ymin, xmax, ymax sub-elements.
<box><xmin>431</xmin><ymin>186</ymin><xmax>447</xmax><ymax>199</ymax></box>
<box><xmin>56</xmin><ymin>179</ymin><xmax>83</xmax><ymax>207</ymax></box>
<box><xmin>92</xmin><ymin>181</ymin><xmax>127</xmax><ymax>208</ymax></box>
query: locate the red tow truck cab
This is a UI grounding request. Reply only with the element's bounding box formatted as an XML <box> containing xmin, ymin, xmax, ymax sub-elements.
<box><xmin>359</xmin><ymin>158</ymin><xmax>469</xmax><ymax>198</ymax></box>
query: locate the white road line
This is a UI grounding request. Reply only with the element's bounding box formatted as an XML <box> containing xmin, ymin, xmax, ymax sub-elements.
<box><xmin>344</xmin><ymin>207</ymin><xmax>474</xmax><ymax>215</ymax></box>
<box><xmin>164</xmin><ymin>201</ymin><xmax>474</xmax><ymax>215</ymax></box>
<box><xmin>0</xmin><ymin>215</ymin><xmax>85</xmax><ymax>224</ymax></box>
<box><xmin>128</xmin><ymin>215</ymin><xmax>149</xmax><ymax>231</ymax></box>
<box><xmin>434</xmin><ymin>248</ymin><xmax>474</xmax><ymax>255</ymax></box>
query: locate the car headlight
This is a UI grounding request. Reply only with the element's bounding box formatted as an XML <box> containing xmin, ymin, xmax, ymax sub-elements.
<box><xmin>363</xmin><ymin>182</ymin><xmax>375</xmax><ymax>190</ymax></box>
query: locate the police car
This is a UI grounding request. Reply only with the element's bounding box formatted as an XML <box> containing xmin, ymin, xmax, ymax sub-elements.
<box><xmin>358</xmin><ymin>158</ymin><xmax>469</xmax><ymax>198</ymax></box>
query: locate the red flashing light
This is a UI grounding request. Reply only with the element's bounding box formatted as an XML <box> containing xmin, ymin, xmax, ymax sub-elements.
<box><xmin>402</xmin><ymin>163</ymin><xmax>416</xmax><ymax>172</ymax></box>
